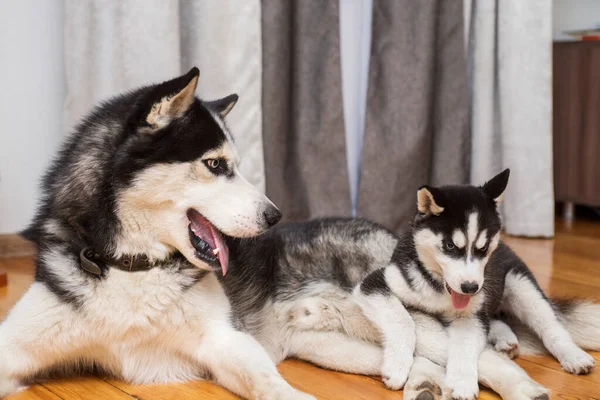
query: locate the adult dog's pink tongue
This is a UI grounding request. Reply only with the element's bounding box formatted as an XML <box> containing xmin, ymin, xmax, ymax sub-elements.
<box><xmin>451</xmin><ymin>290</ymin><xmax>470</xmax><ymax>309</ymax></box>
<box><xmin>187</xmin><ymin>210</ymin><xmax>229</xmax><ymax>275</ymax></box>
<box><xmin>208</xmin><ymin>223</ymin><xmax>229</xmax><ymax>276</ymax></box>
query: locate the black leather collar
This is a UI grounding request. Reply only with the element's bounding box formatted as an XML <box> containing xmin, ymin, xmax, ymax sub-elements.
<box><xmin>79</xmin><ymin>247</ymin><xmax>154</xmax><ymax>276</ymax></box>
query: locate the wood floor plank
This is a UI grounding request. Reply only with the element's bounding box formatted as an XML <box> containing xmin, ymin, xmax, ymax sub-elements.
<box><xmin>106</xmin><ymin>378</ymin><xmax>241</xmax><ymax>400</ymax></box>
<box><xmin>6</xmin><ymin>386</ymin><xmax>62</xmax><ymax>400</ymax></box>
<box><xmin>2</xmin><ymin>217</ymin><xmax>600</xmax><ymax>399</ymax></box>
<box><xmin>41</xmin><ymin>377</ymin><xmax>135</xmax><ymax>399</ymax></box>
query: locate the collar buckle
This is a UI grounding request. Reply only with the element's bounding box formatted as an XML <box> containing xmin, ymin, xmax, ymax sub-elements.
<box><xmin>79</xmin><ymin>247</ymin><xmax>102</xmax><ymax>276</ymax></box>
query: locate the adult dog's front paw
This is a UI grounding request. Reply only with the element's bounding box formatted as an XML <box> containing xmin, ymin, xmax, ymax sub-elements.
<box><xmin>558</xmin><ymin>346</ymin><xmax>595</xmax><ymax>374</ymax></box>
<box><xmin>381</xmin><ymin>359</ymin><xmax>410</xmax><ymax>390</ymax></box>
<box><xmin>404</xmin><ymin>380</ymin><xmax>445</xmax><ymax>400</ymax></box>
<box><xmin>263</xmin><ymin>385</ymin><xmax>316</xmax><ymax>400</ymax></box>
<box><xmin>508</xmin><ymin>378</ymin><xmax>550</xmax><ymax>400</ymax></box>
<box><xmin>445</xmin><ymin>376</ymin><xmax>478</xmax><ymax>400</ymax></box>
<box><xmin>280</xmin><ymin>388</ymin><xmax>316</xmax><ymax>400</ymax></box>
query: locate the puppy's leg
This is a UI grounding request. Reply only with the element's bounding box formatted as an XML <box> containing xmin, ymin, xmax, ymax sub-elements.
<box><xmin>478</xmin><ymin>348</ymin><xmax>549</xmax><ymax>400</ymax></box>
<box><xmin>489</xmin><ymin>319</ymin><xmax>519</xmax><ymax>359</ymax></box>
<box><xmin>0</xmin><ymin>283</ymin><xmax>89</xmax><ymax>396</ymax></box>
<box><xmin>504</xmin><ymin>271</ymin><xmax>595</xmax><ymax>374</ymax></box>
<box><xmin>353</xmin><ymin>267</ymin><xmax>416</xmax><ymax>390</ymax></box>
<box><xmin>197</xmin><ymin>325</ymin><xmax>314</xmax><ymax>400</ymax></box>
<box><xmin>445</xmin><ymin>316</ymin><xmax>486</xmax><ymax>400</ymax></box>
<box><xmin>288</xmin><ymin>330</ymin><xmax>383</xmax><ymax>375</ymax></box>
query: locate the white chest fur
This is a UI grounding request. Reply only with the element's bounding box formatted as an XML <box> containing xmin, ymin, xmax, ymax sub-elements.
<box><xmin>384</xmin><ymin>265</ymin><xmax>485</xmax><ymax>318</ymax></box>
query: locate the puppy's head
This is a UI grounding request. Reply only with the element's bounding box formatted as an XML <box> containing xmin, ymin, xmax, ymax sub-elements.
<box><xmin>412</xmin><ymin>169</ymin><xmax>510</xmax><ymax>309</ymax></box>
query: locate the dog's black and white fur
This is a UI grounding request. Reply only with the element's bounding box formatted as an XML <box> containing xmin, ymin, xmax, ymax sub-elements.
<box><xmin>285</xmin><ymin>171</ymin><xmax>600</xmax><ymax>399</ymax></box>
<box><xmin>0</xmin><ymin>68</ymin><xmax>314</xmax><ymax>400</ymax></box>
<box><xmin>2</xmin><ymin>69</ymin><xmax>595</xmax><ymax>400</ymax></box>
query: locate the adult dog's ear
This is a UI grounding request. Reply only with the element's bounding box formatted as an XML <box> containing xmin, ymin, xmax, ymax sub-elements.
<box><xmin>482</xmin><ymin>168</ymin><xmax>510</xmax><ymax>205</ymax></box>
<box><xmin>417</xmin><ymin>186</ymin><xmax>445</xmax><ymax>216</ymax></box>
<box><xmin>204</xmin><ymin>94</ymin><xmax>239</xmax><ymax>118</ymax></box>
<box><xmin>131</xmin><ymin>67</ymin><xmax>200</xmax><ymax>133</ymax></box>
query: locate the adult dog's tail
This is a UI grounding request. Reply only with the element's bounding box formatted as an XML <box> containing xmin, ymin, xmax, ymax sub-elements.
<box><xmin>504</xmin><ymin>298</ymin><xmax>600</xmax><ymax>355</ymax></box>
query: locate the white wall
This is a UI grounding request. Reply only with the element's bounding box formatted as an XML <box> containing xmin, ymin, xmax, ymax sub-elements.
<box><xmin>553</xmin><ymin>0</ymin><xmax>600</xmax><ymax>40</ymax></box>
<box><xmin>0</xmin><ymin>0</ymin><xmax>65</xmax><ymax>234</ymax></box>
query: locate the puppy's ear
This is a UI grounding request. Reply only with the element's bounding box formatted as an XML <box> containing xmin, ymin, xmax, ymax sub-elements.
<box><xmin>417</xmin><ymin>186</ymin><xmax>445</xmax><ymax>216</ymax></box>
<box><xmin>204</xmin><ymin>94</ymin><xmax>239</xmax><ymax>118</ymax></box>
<box><xmin>482</xmin><ymin>168</ymin><xmax>510</xmax><ymax>205</ymax></box>
<box><xmin>131</xmin><ymin>67</ymin><xmax>200</xmax><ymax>133</ymax></box>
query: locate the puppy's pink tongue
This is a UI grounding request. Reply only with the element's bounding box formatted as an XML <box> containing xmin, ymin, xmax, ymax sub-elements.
<box><xmin>451</xmin><ymin>290</ymin><xmax>470</xmax><ymax>309</ymax></box>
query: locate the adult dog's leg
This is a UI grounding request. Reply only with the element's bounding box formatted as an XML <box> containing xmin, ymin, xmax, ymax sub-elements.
<box><xmin>504</xmin><ymin>271</ymin><xmax>595</xmax><ymax>374</ymax></box>
<box><xmin>478</xmin><ymin>348</ymin><xmax>549</xmax><ymax>400</ymax></box>
<box><xmin>196</xmin><ymin>325</ymin><xmax>314</xmax><ymax>400</ymax></box>
<box><xmin>353</xmin><ymin>267</ymin><xmax>416</xmax><ymax>390</ymax></box>
<box><xmin>288</xmin><ymin>330</ymin><xmax>383</xmax><ymax>375</ymax></box>
<box><xmin>0</xmin><ymin>283</ymin><xmax>90</xmax><ymax>396</ymax></box>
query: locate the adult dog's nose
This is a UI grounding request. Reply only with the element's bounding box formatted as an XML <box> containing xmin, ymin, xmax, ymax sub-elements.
<box><xmin>461</xmin><ymin>281</ymin><xmax>479</xmax><ymax>294</ymax></box>
<box><xmin>263</xmin><ymin>207</ymin><xmax>282</xmax><ymax>227</ymax></box>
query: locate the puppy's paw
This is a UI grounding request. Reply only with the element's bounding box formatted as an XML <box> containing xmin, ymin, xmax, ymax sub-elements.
<box><xmin>381</xmin><ymin>360</ymin><xmax>410</xmax><ymax>390</ymax></box>
<box><xmin>404</xmin><ymin>380</ymin><xmax>445</xmax><ymax>400</ymax></box>
<box><xmin>494</xmin><ymin>337</ymin><xmax>519</xmax><ymax>359</ymax></box>
<box><xmin>558</xmin><ymin>346</ymin><xmax>595</xmax><ymax>374</ymax></box>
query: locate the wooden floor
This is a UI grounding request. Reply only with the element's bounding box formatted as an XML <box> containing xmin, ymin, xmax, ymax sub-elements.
<box><xmin>1</xmin><ymin>219</ymin><xmax>600</xmax><ymax>399</ymax></box>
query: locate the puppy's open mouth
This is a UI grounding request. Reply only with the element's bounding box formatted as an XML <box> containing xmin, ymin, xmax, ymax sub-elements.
<box><xmin>187</xmin><ymin>209</ymin><xmax>229</xmax><ymax>276</ymax></box>
<box><xmin>445</xmin><ymin>283</ymin><xmax>470</xmax><ymax>309</ymax></box>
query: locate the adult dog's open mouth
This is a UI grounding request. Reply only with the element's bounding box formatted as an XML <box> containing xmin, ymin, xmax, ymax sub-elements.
<box><xmin>187</xmin><ymin>209</ymin><xmax>229</xmax><ymax>275</ymax></box>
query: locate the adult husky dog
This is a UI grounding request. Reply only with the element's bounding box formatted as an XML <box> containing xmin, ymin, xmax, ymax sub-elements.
<box><xmin>1</xmin><ymin>68</ymin><xmax>313</xmax><ymax>400</ymax></box>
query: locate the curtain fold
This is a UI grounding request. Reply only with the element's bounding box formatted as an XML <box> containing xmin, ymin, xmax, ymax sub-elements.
<box><xmin>261</xmin><ymin>1</ymin><xmax>351</xmax><ymax>222</ymax></box>
<box><xmin>357</xmin><ymin>0</ymin><xmax>470</xmax><ymax>232</ymax></box>
<box><xmin>64</xmin><ymin>0</ymin><xmax>265</xmax><ymax>190</ymax></box>
<box><xmin>466</xmin><ymin>0</ymin><xmax>554</xmax><ymax>237</ymax></box>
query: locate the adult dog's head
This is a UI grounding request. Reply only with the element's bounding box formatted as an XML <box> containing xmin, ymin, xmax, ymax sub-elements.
<box><xmin>25</xmin><ymin>68</ymin><xmax>280</xmax><ymax>275</ymax></box>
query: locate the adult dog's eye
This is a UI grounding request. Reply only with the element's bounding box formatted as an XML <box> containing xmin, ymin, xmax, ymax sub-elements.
<box><xmin>445</xmin><ymin>242</ymin><xmax>455</xmax><ymax>251</ymax></box>
<box><xmin>206</xmin><ymin>159</ymin><xmax>220</xmax><ymax>169</ymax></box>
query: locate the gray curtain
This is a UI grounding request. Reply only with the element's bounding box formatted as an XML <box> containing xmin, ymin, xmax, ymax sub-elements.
<box><xmin>262</xmin><ymin>0</ymin><xmax>469</xmax><ymax>230</ymax></box>
<box><xmin>357</xmin><ymin>0</ymin><xmax>470</xmax><ymax>232</ymax></box>
<box><xmin>261</xmin><ymin>1</ymin><xmax>352</xmax><ymax>222</ymax></box>
<box><xmin>465</xmin><ymin>0</ymin><xmax>554</xmax><ymax>237</ymax></box>
<box><xmin>64</xmin><ymin>0</ymin><xmax>266</xmax><ymax>191</ymax></box>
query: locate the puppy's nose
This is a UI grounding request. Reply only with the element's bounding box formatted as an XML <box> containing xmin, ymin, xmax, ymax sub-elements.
<box><xmin>263</xmin><ymin>206</ymin><xmax>282</xmax><ymax>227</ymax></box>
<box><xmin>461</xmin><ymin>281</ymin><xmax>479</xmax><ymax>294</ymax></box>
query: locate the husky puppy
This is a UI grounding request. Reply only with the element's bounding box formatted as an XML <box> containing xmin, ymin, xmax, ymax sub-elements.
<box><xmin>281</xmin><ymin>171</ymin><xmax>599</xmax><ymax>399</ymax></box>
<box><xmin>0</xmin><ymin>68</ymin><xmax>313</xmax><ymax>400</ymax></box>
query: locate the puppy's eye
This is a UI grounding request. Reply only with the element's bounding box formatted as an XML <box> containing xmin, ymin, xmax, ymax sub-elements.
<box><xmin>445</xmin><ymin>242</ymin><xmax>455</xmax><ymax>251</ymax></box>
<box><xmin>206</xmin><ymin>159</ymin><xmax>220</xmax><ymax>169</ymax></box>
<box><xmin>479</xmin><ymin>244</ymin><xmax>488</xmax><ymax>252</ymax></box>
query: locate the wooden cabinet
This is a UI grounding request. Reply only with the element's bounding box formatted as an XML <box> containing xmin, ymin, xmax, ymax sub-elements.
<box><xmin>553</xmin><ymin>41</ymin><xmax>600</xmax><ymax>211</ymax></box>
